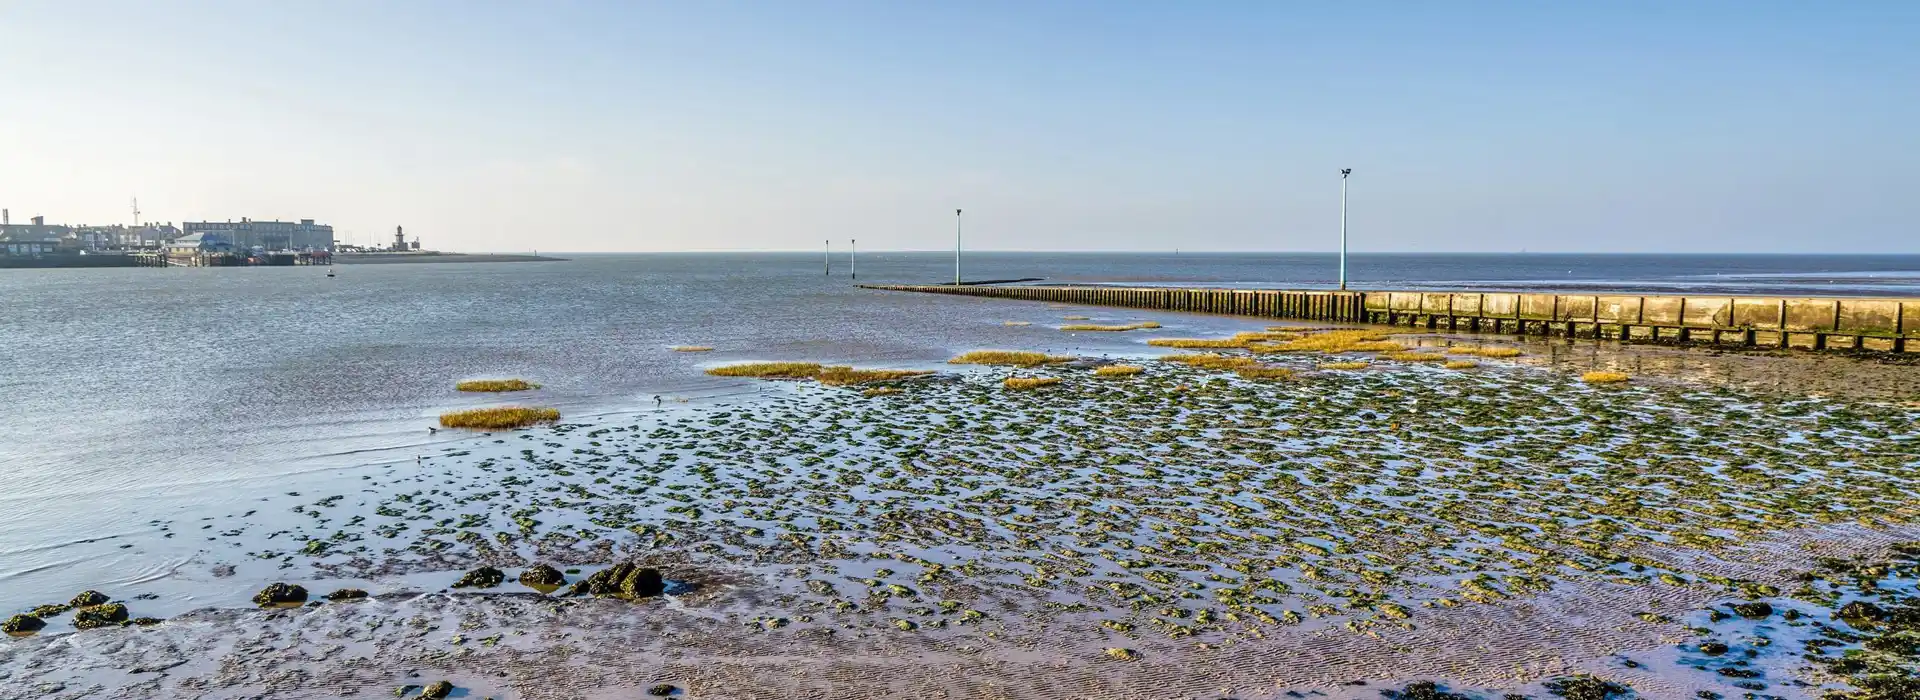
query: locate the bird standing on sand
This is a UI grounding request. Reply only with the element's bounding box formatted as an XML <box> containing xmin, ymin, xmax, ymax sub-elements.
<box><xmin>428</xmin><ymin>427</ymin><xmax>438</xmax><ymax>435</ymax></box>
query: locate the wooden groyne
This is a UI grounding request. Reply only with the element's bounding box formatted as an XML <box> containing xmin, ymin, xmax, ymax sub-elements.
<box><xmin>861</xmin><ymin>284</ymin><xmax>1920</xmax><ymax>353</ymax></box>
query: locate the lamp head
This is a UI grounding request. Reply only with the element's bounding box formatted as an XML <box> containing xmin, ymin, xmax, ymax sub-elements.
<box><xmin>1341</xmin><ymin>169</ymin><xmax>1352</xmax><ymax>177</ymax></box>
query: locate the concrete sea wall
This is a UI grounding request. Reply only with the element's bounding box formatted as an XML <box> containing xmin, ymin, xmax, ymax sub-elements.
<box><xmin>862</xmin><ymin>284</ymin><xmax>1918</xmax><ymax>353</ymax></box>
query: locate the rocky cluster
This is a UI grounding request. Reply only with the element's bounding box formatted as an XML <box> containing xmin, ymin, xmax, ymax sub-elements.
<box><xmin>518</xmin><ymin>563</ymin><xmax>566</xmax><ymax>588</ymax></box>
<box><xmin>251</xmin><ymin>582</ymin><xmax>308</xmax><ymax>606</ymax></box>
<box><xmin>2</xmin><ymin>614</ymin><xmax>46</xmax><ymax>634</ymax></box>
<box><xmin>564</xmin><ymin>563</ymin><xmax>663</xmax><ymax>598</ymax></box>
<box><xmin>452</xmin><ymin>566</ymin><xmax>505</xmax><ymax>589</ymax></box>
<box><xmin>71</xmin><ymin>603</ymin><xmax>128</xmax><ymax>630</ymax></box>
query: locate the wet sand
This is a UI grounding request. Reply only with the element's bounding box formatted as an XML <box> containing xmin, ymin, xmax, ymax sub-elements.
<box><xmin>5</xmin><ymin>321</ymin><xmax>1920</xmax><ymax>700</ymax></box>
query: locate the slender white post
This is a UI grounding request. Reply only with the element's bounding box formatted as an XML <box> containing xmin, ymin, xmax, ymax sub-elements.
<box><xmin>1339</xmin><ymin>168</ymin><xmax>1351</xmax><ymax>290</ymax></box>
<box><xmin>954</xmin><ymin>208</ymin><xmax>963</xmax><ymax>286</ymax></box>
<box><xmin>824</xmin><ymin>239</ymin><xmax>830</xmax><ymax>276</ymax></box>
<box><xmin>850</xmin><ymin>238</ymin><xmax>856</xmax><ymax>280</ymax></box>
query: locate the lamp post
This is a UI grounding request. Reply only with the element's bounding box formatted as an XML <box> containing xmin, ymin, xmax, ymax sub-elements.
<box><xmin>850</xmin><ymin>238</ymin><xmax>856</xmax><ymax>280</ymax></box>
<box><xmin>1339</xmin><ymin>169</ymin><xmax>1351</xmax><ymax>291</ymax></box>
<box><xmin>954</xmin><ymin>209</ymin><xmax>963</xmax><ymax>286</ymax></box>
<box><xmin>824</xmin><ymin>239</ymin><xmax>830</xmax><ymax>276</ymax></box>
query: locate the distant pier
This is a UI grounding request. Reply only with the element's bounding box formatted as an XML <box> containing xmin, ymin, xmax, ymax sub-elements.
<box><xmin>861</xmin><ymin>284</ymin><xmax>1920</xmax><ymax>353</ymax></box>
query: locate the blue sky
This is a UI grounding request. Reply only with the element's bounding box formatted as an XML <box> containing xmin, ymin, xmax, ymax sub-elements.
<box><xmin>1</xmin><ymin>1</ymin><xmax>1914</xmax><ymax>252</ymax></box>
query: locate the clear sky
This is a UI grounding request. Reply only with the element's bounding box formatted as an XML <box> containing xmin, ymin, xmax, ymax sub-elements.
<box><xmin>2</xmin><ymin>1</ymin><xmax>1914</xmax><ymax>253</ymax></box>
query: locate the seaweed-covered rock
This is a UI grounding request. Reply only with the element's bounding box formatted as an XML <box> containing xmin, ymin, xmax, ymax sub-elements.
<box><xmin>1729</xmin><ymin>601</ymin><xmax>1774</xmax><ymax>619</ymax></box>
<box><xmin>563</xmin><ymin>563</ymin><xmax>664</xmax><ymax>598</ymax></box>
<box><xmin>1864</xmin><ymin>631</ymin><xmax>1920</xmax><ymax>656</ymax></box>
<box><xmin>68</xmin><ymin>590</ymin><xmax>109</xmax><ymax>608</ymax></box>
<box><xmin>72</xmin><ymin>603</ymin><xmax>129</xmax><ymax>630</ymax></box>
<box><xmin>452</xmin><ymin>566</ymin><xmax>505</xmax><ymax>589</ymax></box>
<box><xmin>647</xmin><ymin>684</ymin><xmax>678</xmax><ymax>697</ymax></box>
<box><xmin>1698</xmin><ymin>641</ymin><xmax>1729</xmax><ymax>656</ymax></box>
<box><xmin>519</xmin><ymin>563</ymin><xmax>566</xmax><ymax>588</ymax></box>
<box><xmin>325</xmin><ymin>588</ymin><xmax>369</xmax><ymax>601</ymax></box>
<box><xmin>1382</xmin><ymin>681</ymin><xmax>1473</xmax><ymax>700</ymax></box>
<box><xmin>1543</xmin><ymin>675</ymin><xmax>1630</xmax><ymax>700</ymax></box>
<box><xmin>251</xmin><ymin>582</ymin><xmax>308</xmax><ymax>606</ymax></box>
<box><xmin>422</xmin><ymin>680</ymin><xmax>454</xmax><ymax>699</ymax></box>
<box><xmin>1838</xmin><ymin>600</ymin><xmax>1888</xmax><ymax>622</ymax></box>
<box><xmin>130</xmin><ymin>617</ymin><xmax>163</xmax><ymax>626</ymax></box>
<box><xmin>26</xmin><ymin>604</ymin><xmax>67</xmax><ymax>618</ymax></box>
<box><xmin>3</xmin><ymin>614</ymin><xmax>46</xmax><ymax>634</ymax></box>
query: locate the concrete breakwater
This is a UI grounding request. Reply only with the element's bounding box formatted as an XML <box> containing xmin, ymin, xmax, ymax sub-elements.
<box><xmin>861</xmin><ymin>284</ymin><xmax>1920</xmax><ymax>353</ymax></box>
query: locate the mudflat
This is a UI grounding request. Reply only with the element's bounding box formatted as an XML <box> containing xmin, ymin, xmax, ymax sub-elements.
<box><xmin>5</xmin><ymin>327</ymin><xmax>1918</xmax><ymax>700</ymax></box>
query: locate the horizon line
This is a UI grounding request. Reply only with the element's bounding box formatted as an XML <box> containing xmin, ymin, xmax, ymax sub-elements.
<box><xmin>451</xmin><ymin>249</ymin><xmax>1920</xmax><ymax>257</ymax></box>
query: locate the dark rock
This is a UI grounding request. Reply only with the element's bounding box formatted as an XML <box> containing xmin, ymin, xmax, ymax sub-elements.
<box><xmin>453</xmin><ymin>566</ymin><xmax>505</xmax><ymax>589</ymax></box>
<box><xmin>1543</xmin><ymin>675</ymin><xmax>1630</xmax><ymax>700</ymax></box>
<box><xmin>130</xmin><ymin>617</ymin><xmax>163</xmax><ymax>626</ymax></box>
<box><xmin>72</xmin><ymin>603</ymin><xmax>129</xmax><ymax>630</ymax></box>
<box><xmin>251</xmin><ymin>582</ymin><xmax>308</xmax><ymax>606</ymax></box>
<box><xmin>1381</xmin><ymin>681</ymin><xmax>1472</xmax><ymax>700</ymax></box>
<box><xmin>325</xmin><ymin>588</ymin><xmax>369</xmax><ymax>601</ymax></box>
<box><xmin>68</xmin><ymin>590</ymin><xmax>109</xmax><ymax>608</ymax></box>
<box><xmin>422</xmin><ymin>680</ymin><xmax>454</xmax><ymax>699</ymax></box>
<box><xmin>1838</xmin><ymin>600</ymin><xmax>1887</xmax><ymax>622</ymax></box>
<box><xmin>518</xmin><ymin>564</ymin><xmax>566</xmax><ymax>588</ymax></box>
<box><xmin>564</xmin><ymin>563</ymin><xmax>665</xmax><ymax>598</ymax></box>
<box><xmin>627</xmin><ymin>567</ymin><xmax>664</xmax><ymax>597</ymax></box>
<box><xmin>2</xmin><ymin>614</ymin><xmax>46</xmax><ymax>634</ymax></box>
<box><xmin>647</xmin><ymin>684</ymin><xmax>678</xmax><ymax>697</ymax></box>
<box><xmin>1698</xmin><ymin>641</ymin><xmax>1729</xmax><ymax>656</ymax></box>
<box><xmin>1729</xmin><ymin>601</ymin><xmax>1773</xmax><ymax>619</ymax></box>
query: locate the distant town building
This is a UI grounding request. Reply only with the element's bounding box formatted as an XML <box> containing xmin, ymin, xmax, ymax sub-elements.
<box><xmin>182</xmin><ymin>218</ymin><xmax>334</xmax><ymax>251</ymax></box>
<box><xmin>165</xmin><ymin>232</ymin><xmax>234</xmax><ymax>254</ymax></box>
<box><xmin>0</xmin><ymin>216</ymin><xmax>73</xmax><ymax>256</ymax></box>
<box><xmin>68</xmin><ymin>224</ymin><xmax>181</xmax><ymax>249</ymax></box>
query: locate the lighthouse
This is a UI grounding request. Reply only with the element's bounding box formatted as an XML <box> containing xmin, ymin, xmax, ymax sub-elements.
<box><xmin>392</xmin><ymin>226</ymin><xmax>406</xmax><ymax>252</ymax></box>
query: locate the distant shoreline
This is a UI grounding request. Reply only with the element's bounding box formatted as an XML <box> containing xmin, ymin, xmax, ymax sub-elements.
<box><xmin>334</xmin><ymin>252</ymin><xmax>566</xmax><ymax>264</ymax></box>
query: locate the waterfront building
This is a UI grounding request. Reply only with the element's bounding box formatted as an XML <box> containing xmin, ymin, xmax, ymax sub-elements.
<box><xmin>0</xmin><ymin>216</ymin><xmax>73</xmax><ymax>256</ymax></box>
<box><xmin>165</xmin><ymin>232</ymin><xmax>234</xmax><ymax>254</ymax></box>
<box><xmin>182</xmin><ymin>218</ymin><xmax>334</xmax><ymax>251</ymax></box>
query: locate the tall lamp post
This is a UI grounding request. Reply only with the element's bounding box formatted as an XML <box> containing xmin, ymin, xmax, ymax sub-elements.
<box><xmin>849</xmin><ymin>238</ymin><xmax>856</xmax><ymax>280</ymax></box>
<box><xmin>954</xmin><ymin>208</ymin><xmax>963</xmax><ymax>286</ymax></box>
<box><xmin>1339</xmin><ymin>169</ymin><xmax>1351</xmax><ymax>290</ymax></box>
<box><xmin>824</xmin><ymin>239</ymin><xmax>831</xmax><ymax>276</ymax></box>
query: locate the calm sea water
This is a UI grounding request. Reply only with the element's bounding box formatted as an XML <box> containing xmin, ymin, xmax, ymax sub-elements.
<box><xmin>3</xmin><ymin>252</ymin><xmax>1918</xmax><ymax>610</ymax></box>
